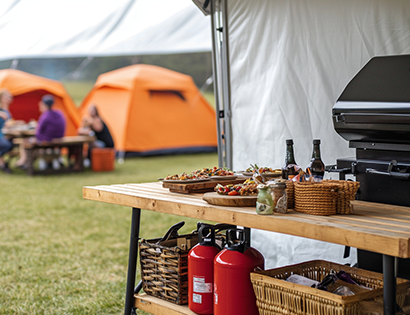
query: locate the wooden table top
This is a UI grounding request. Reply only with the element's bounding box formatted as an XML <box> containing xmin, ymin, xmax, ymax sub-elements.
<box><xmin>83</xmin><ymin>182</ymin><xmax>410</xmax><ymax>258</ymax></box>
<box><xmin>2</xmin><ymin>127</ymin><xmax>35</xmax><ymax>137</ymax></box>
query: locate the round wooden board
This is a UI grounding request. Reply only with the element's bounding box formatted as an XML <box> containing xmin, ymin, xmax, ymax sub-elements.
<box><xmin>203</xmin><ymin>192</ymin><xmax>257</xmax><ymax>207</ymax></box>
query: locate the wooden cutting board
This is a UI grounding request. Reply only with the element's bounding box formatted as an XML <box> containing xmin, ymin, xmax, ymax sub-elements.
<box><xmin>162</xmin><ymin>179</ymin><xmax>245</xmax><ymax>194</ymax></box>
<box><xmin>203</xmin><ymin>192</ymin><xmax>257</xmax><ymax>207</ymax></box>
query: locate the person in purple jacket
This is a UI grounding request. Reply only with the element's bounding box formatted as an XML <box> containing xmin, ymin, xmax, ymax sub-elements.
<box><xmin>15</xmin><ymin>94</ymin><xmax>66</xmax><ymax>168</ymax></box>
<box><xmin>35</xmin><ymin>95</ymin><xmax>66</xmax><ymax>142</ymax></box>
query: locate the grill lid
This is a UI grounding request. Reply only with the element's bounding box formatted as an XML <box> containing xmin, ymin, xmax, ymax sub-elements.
<box><xmin>333</xmin><ymin>54</ymin><xmax>410</xmax><ymax>144</ymax></box>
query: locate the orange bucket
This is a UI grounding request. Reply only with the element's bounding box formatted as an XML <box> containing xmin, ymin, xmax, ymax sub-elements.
<box><xmin>91</xmin><ymin>148</ymin><xmax>115</xmax><ymax>172</ymax></box>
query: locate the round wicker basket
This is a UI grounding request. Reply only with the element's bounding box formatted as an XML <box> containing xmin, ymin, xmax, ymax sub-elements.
<box><xmin>322</xmin><ymin>180</ymin><xmax>360</xmax><ymax>214</ymax></box>
<box><xmin>294</xmin><ymin>182</ymin><xmax>338</xmax><ymax>215</ymax></box>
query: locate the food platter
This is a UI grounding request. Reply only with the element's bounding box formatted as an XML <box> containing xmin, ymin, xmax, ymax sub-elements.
<box><xmin>262</xmin><ymin>172</ymin><xmax>282</xmax><ymax>178</ymax></box>
<box><xmin>241</xmin><ymin>171</ymin><xmax>281</xmax><ymax>178</ymax></box>
<box><xmin>209</xmin><ymin>175</ymin><xmax>238</xmax><ymax>181</ymax></box>
<box><xmin>203</xmin><ymin>192</ymin><xmax>257</xmax><ymax>207</ymax></box>
<box><xmin>161</xmin><ymin>178</ymin><xmax>211</xmax><ymax>184</ymax></box>
<box><xmin>241</xmin><ymin>171</ymin><xmax>254</xmax><ymax>177</ymax></box>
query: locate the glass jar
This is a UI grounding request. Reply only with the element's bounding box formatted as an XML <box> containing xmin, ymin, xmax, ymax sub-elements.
<box><xmin>270</xmin><ymin>181</ymin><xmax>287</xmax><ymax>213</ymax></box>
<box><xmin>256</xmin><ymin>184</ymin><xmax>273</xmax><ymax>215</ymax></box>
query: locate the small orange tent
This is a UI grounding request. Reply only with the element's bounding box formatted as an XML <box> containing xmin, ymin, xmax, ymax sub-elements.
<box><xmin>0</xmin><ymin>69</ymin><xmax>81</xmax><ymax>136</ymax></box>
<box><xmin>80</xmin><ymin>65</ymin><xmax>217</xmax><ymax>155</ymax></box>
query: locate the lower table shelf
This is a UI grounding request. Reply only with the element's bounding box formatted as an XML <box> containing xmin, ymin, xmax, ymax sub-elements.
<box><xmin>135</xmin><ymin>294</ymin><xmax>195</xmax><ymax>315</ymax></box>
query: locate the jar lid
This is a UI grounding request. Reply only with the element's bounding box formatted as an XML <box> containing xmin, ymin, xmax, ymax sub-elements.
<box><xmin>257</xmin><ymin>184</ymin><xmax>268</xmax><ymax>189</ymax></box>
<box><xmin>269</xmin><ymin>182</ymin><xmax>286</xmax><ymax>189</ymax></box>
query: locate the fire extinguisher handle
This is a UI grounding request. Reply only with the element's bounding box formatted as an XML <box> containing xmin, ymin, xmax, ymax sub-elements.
<box><xmin>213</xmin><ymin>223</ymin><xmax>237</xmax><ymax>233</ymax></box>
<box><xmin>199</xmin><ymin>225</ymin><xmax>216</xmax><ymax>245</ymax></box>
<box><xmin>196</xmin><ymin>222</ymin><xmax>236</xmax><ymax>232</ymax></box>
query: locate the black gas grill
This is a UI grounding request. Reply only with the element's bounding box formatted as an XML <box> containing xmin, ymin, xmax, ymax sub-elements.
<box><xmin>332</xmin><ymin>54</ymin><xmax>410</xmax><ymax>280</ymax></box>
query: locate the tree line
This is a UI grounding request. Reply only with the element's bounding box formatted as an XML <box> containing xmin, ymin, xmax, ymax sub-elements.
<box><xmin>0</xmin><ymin>52</ymin><xmax>213</xmax><ymax>89</ymax></box>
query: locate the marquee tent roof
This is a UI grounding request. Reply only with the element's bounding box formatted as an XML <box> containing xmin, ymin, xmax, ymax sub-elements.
<box><xmin>0</xmin><ymin>0</ymin><xmax>211</xmax><ymax>61</ymax></box>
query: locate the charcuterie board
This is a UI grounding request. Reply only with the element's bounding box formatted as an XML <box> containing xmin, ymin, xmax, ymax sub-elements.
<box><xmin>202</xmin><ymin>192</ymin><xmax>257</xmax><ymax>207</ymax></box>
<box><xmin>162</xmin><ymin>179</ymin><xmax>245</xmax><ymax>194</ymax></box>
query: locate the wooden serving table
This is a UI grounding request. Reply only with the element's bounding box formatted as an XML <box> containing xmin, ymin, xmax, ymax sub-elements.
<box><xmin>83</xmin><ymin>182</ymin><xmax>410</xmax><ymax>315</ymax></box>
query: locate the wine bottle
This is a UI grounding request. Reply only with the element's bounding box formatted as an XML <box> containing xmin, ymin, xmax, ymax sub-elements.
<box><xmin>281</xmin><ymin>139</ymin><xmax>298</xmax><ymax>179</ymax></box>
<box><xmin>307</xmin><ymin>139</ymin><xmax>325</xmax><ymax>179</ymax></box>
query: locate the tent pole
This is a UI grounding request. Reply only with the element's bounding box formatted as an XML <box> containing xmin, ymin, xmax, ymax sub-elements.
<box><xmin>118</xmin><ymin>151</ymin><xmax>125</xmax><ymax>164</ymax></box>
<box><xmin>210</xmin><ymin>0</ymin><xmax>224</xmax><ymax>168</ymax></box>
<box><xmin>10</xmin><ymin>59</ymin><xmax>19</xmax><ymax>69</ymax></box>
<box><xmin>68</xmin><ymin>56</ymin><xmax>94</xmax><ymax>80</ymax></box>
<box><xmin>220</xmin><ymin>0</ymin><xmax>233</xmax><ymax>169</ymax></box>
<box><xmin>200</xmin><ymin>75</ymin><xmax>213</xmax><ymax>93</ymax></box>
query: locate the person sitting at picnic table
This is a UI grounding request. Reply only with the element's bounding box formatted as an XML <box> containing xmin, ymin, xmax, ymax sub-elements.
<box><xmin>78</xmin><ymin>104</ymin><xmax>114</xmax><ymax>167</ymax></box>
<box><xmin>15</xmin><ymin>94</ymin><xmax>66</xmax><ymax>168</ymax></box>
<box><xmin>0</xmin><ymin>89</ymin><xmax>14</xmax><ymax>173</ymax></box>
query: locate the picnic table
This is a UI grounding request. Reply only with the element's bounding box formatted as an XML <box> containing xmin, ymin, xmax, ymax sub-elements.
<box><xmin>18</xmin><ymin>135</ymin><xmax>96</xmax><ymax>175</ymax></box>
<box><xmin>2</xmin><ymin>125</ymin><xmax>36</xmax><ymax>138</ymax></box>
<box><xmin>83</xmin><ymin>181</ymin><xmax>410</xmax><ymax>315</ymax></box>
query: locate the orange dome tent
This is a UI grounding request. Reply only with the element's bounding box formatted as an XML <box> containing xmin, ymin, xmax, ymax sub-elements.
<box><xmin>0</xmin><ymin>69</ymin><xmax>81</xmax><ymax>136</ymax></box>
<box><xmin>80</xmin><ymin>65</ymin><xmax>217</xmax><ymax>155</ymax></box>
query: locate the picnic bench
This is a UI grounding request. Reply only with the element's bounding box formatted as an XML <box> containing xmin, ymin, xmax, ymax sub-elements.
<box><xmin>15</xmin><ymin>135</ymin><xmax>96</xmax><ymax>175</ymax></box>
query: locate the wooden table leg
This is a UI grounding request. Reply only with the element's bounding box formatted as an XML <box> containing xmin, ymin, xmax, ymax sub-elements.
<box><xmin>26</xmin><ymin>148</ymin><xmax>34</xmax><ymax>176</ymax></box>
<box><xmin>124</xmin><ymin>208</ymin><xmax>141</xmax><ymax>315</ymax></box>
<box><xmin>77</xmin><ymin>144</ymin><xmax>84</xmax><ymax>172</ymax></box>
<box><xmin>68</xmin><ymin>144</ymin><xmax>84</xmax><ymax>171</ymax></box>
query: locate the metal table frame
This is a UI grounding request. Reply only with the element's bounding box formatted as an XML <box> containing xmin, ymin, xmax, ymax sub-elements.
<box><xmin>82</xmin><ymin>183</ymin><xmax>408</xmax><ymax>315</ymax></box>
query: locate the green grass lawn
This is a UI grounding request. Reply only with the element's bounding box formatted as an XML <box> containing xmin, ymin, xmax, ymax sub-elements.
<box><xmin>0</xmin><ymin>153</ymin><xmax>218</xmax><ymax>314</ymax></box>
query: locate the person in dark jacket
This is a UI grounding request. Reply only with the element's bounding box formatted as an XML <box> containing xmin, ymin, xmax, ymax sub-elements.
<box><xmin>78</xmin><ymin>104</ymin><xmax>114</xmax><ymax>166</ymax></box>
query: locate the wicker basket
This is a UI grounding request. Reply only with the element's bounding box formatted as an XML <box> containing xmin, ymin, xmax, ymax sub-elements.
<box><xmin>251</xmin><ymin>260</ymin><xmax>410</xmax><ymax>315</ymax></box>
<box><xmin>322</xmin><ymin>180</ymin><xmax>360</xmax><ymax>214</ymax></box>
<box><xmin>139</xmin><ymin>232</ymin><xmax>198</xmax><ymax>305</ymax></box>
<box><xmin>294</xmin><ymin>181</ymin><xmax>339</xmax><ymax>215</ymax></box>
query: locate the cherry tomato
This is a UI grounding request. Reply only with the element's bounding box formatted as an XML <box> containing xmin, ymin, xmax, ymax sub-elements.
<box><xmin>228</xmin><ymin>190</ymin><xmax>239</xmax><ymax>196</ymax></box>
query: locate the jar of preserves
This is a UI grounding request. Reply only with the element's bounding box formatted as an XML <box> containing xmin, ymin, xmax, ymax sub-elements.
<box><xmin>270</xmin><ymin>181</ymin><xmax>287</xmax><ymax>214</ymax></box>
<box><xmin>256</xmin><ymin>184</ymin><xmax>273</xmax><ymax>215</ymax></box>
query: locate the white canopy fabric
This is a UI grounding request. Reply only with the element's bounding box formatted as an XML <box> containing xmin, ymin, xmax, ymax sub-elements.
<box><xmin>227</xmin><ymin>0</ymin><xmax>410</xmax><ymax>268</ymax></box>
<box><xmin>0</xmin><ymin>0</ymin><xmax>211</xmax><ymax>61</ymax></box>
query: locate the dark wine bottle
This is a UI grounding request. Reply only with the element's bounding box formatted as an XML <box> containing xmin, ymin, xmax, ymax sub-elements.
<box><xmin>307</xmin><ymin>139</ymin><xmax>325</xmax><ymax>178</ymax></box>
<box><xmin>281</xmin><ymin>139</ymin><xmax>298</xmax><ymax>179</ymax></box>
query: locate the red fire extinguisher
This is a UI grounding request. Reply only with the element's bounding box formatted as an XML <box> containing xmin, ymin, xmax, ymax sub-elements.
<box><xmin>214</xmin><ymin>229</ymin><xmax>264</xmax><ymax>315</ymax></box>
<box><xmin>188</xmin><ymin>225</ymin><xmax>221</xmax><ymax>314</ymax></box>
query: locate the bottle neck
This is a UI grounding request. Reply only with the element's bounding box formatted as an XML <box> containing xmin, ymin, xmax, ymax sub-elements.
<box><xmin>312</xmin><ymin>144</ymin><xmax>321</xmax><ymax>160</ymax></box>
<box><xmin>285</xmin><ymin>145</ymin><xmax>296</xmax><ymax>164</ymax></box>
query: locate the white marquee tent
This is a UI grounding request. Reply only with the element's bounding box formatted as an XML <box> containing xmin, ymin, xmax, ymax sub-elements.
<box><xmin>0</xmin><ymin>0</ymin><xmax>212</xmax><ymax>61</ymax></box>
<box><xmin>206</xmin><ymin>0</ymin><xmax>410</xmax><ymax>269</ymax></box>
<box><xmin>3</xmin><ymin>0</ymin><xmax>410</xmax><ymax>269</ymax></box>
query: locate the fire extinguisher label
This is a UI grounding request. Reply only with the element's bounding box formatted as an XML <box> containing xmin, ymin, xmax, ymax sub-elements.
<box><xmin>193</xmin><ymin>293</ymin><xmax>202</xmax><ymax>304</ymax></box>
<box><xmin>193</xmin><ymin>276</ymin><xmax>212</xmax><ymax>293</ymax></box>
<box><xmin>214</xmin><ymin>283</ymin><xmax>218</xmax><ymax>304</ymax></box>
